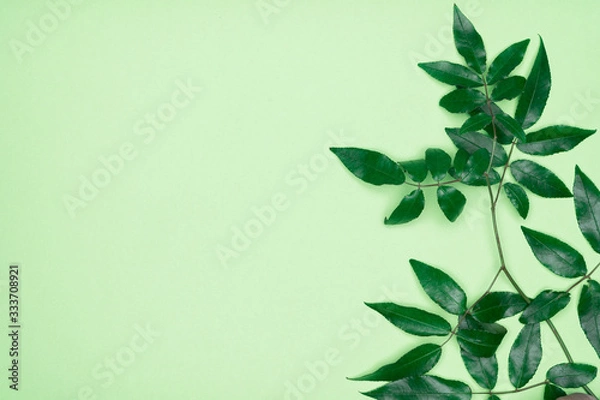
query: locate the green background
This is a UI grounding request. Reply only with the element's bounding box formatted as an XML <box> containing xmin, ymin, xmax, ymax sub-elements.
<box><xmin>1</xmin><ymin>0</ymin><xmax>600</xmax><ymax>398</ymax></box>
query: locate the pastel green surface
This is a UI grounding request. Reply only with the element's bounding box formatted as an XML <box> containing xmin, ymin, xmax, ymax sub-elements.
<box><xmin>1</xmin><ymin>1</ymin><xmax>599</xmax><ymax>399</ymax></box>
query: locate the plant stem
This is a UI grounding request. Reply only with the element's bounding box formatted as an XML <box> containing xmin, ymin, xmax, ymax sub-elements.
<box><xmin>473</xmin><ymin>380</ymin><xmax>548</xmax><ymax>395</ymax></box>
<box><xmin>404</xmin><ymin>179</ymin><xmax>461</xmax><ymax>188</ymax></box>
<box><xmin>565</xmin><ymin>260</ymin><xmax>600</xmax><ymax>293</ymax></box>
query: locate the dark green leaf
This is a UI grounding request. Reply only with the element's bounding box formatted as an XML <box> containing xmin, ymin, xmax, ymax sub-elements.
<box><xmin>460</xmin><ymin>349</ymin><xmax>498</xmax><ymax>390</ymax></box>
<box><xmin>574</xmin><ymin>166</ymin><xmax>600</xmax><ymax>253</ymax></box>
<box><xmin>508</xmin><ymin>323</ymin><xmax>542</xmax><ymax>388</ymax></box>
<box><xmin>462</xmin><ymin>168</ymin><xmax>500</xmax><ymax>187</ymax></box>
<box><xmin>437</xmin><ymin>186</ymin><xmax>467</xmax><ymax>222</ymax></box>
<box><xmin>350</xmin><ymin>344</ymin><xmax>442</xmax><ymax>381</ymax></box>
<box><xmin>363</xmin><ymin>375</ymin><xmax>472</xmax><ymax>400</ymax></box>
<box><xmin>503</xmin><ymin>183</ymin><xmax>529</xmax><ymax>219</ymax></box>
<box><xmin>410</xmin><ymin>259</ymin><xmax>468</xmax><ymax>315</ymax></box>
<box><xmin>544</xmin><ymin>384</ymin><xmax>567</xmax><ymax>400</ymax></box>
<box><xmin>457</xmin><ymin>324</ymin><xmax>507</xmax><ymax>358</ymax></box>
<box><xmin>510</xmin><ymin>160</ymin><xmax>572</xmax><ymax>198</ymax></box>
<box><xmin>440</xmin><ymin>89</ymin><xmax>487</xmax><ymax>113</ymax></box>
<box><xmin>482</xmin><ymin>103</ymin><xmax>520</xmax><ymax>144</ymax></box>
<box><xmin>446</xmin><ymin>128</ymin><xmax>508</xmax><ymax>167</ymax></box>
<box><xmin>452</xmin><ymin>148</ymin><xmax>470</xmax><ymax>177</ymax></box>
<box><xmin>491</xmin><ymin>76</ymin><xmax>526</xmax><ymax>101</ymax></box>
<box><xmin>365</xmin><ymin>303</ymin><xmax>451</xmax><ymax>336</ymax></box>
<box><xmin>488</xmin><ymin>396</ymin><xmax>500</xmax><ymax>400</ymax></box>
<box><xmin>517</xmin><ymin>126</ymin><xmax>596</xmax><ymax>156</ymax></box>
<box><xmin>453</xmin><ymin>5</ymin><xmax>486</xmax><ymax>74</ymax></box>
<box><xmin>426</xmin><ymin>148</ymin><xmax>452</xmax><ymax>181</ymax></box>
<box><xmin>521</xmin><ymin>226</ymin><xmax>587</xmax><ymax>278</ymax></box>
<box><xmin>400</xmin><ymin>160</ymin><xmax>428</xmax><ymax>183</ymax></box>
<box><xmin>461</xmin><ymin>148</ymin><xmax>490</xmax><ymax>185</ymax></box>
<box><xmin>460</xmin><ymin>113</ymin><xmax>493</xmax><ymax>134</ymax></box>
<box><xmin>330</xmin><ymin>147</ymin><xmax>405</xmax><ymax>185</ymax></box>
<box><xmin>471</xmin><ymin>291</ymin><xmax>528</xmax><ymax>323</ymax></box>
<box><xmin>515</xmin><ymin>38</ymin><xmax>551</xmax><ymax>129</ymax></box>
<box><xmin>419</xmin><ymin>61</ymin><xmax>484</xmax><ymax>87</ymax></box>
<box><xmin>546</xmin><ymin>363</ymin><xmax>597</xmax><ymax>388</ymax></box>
<box><xmin>519</xmin><ymin>290</ymin><xmax>570</xmax><ymax>324</ymax></box>
<box><xmin>578</xmin><ymin>279</ymin><xmax>600</xmax><ymax>357</ymax></box>
<box><xmin>385</xmin><ymin>189</ymin><xmax>425</xmax><ymax>225</ymax></box>
<box><xmin>495</xmin><ymin>113</ymin><xmax>526</xmax><ymax>143</ymax></box>
<box><xmin>486</xmin><ymin>39</ymin><xmax>530</xmax><ymax>85</ymax></box>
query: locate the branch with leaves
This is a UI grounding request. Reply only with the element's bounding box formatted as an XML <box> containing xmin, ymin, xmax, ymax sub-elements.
<box><xmin>331</xmin><ymin>5</ymin><xmax>600</xmax><ymax>400</ymax></box>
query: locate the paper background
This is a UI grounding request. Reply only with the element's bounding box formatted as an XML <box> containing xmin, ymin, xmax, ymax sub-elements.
<box><xmin>2</xmin><ymin>1</ymin><xmax>600</xmax><ymax>399</ymax></box>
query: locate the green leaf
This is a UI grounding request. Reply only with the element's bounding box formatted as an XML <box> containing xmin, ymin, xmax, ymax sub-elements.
<box><xmin>452</xmin><ymin>149</ymin><xmax>470</xmax><ymax>178</ymax></box>
<box><xmin>330</xmin><ymin>147</ymin><xmax>405</xmax><ymax>185</ymax></box>
<box><xmin>437</xmin><ymin>186</ymin><xmax>467</xmax><ymax>222</ymax></box>
<box><xmin>349</xmin><ymin>343</ymin><xmax>442</xmax><ymax>381</ymax></box>
<box><xmin>574</xmin><ymin>166</ymin><xmax>600</xmax><ymax>253</ymax></box>
<box><xmin>486</xmin><ymin>39</ymin><xmax>530</xmax><ymax>85</ymax></box>
<box><xmin>491</xmin><ymin>76</ymin><xmax>526</xmax><ymax>101</ymax></box>
<box><xmin>503</xmin><ymin>183</ymin><xmax>529</xmax><ymax>219</ymax></box>
<box><xmin>419</xmin><ymin>61</ymin><xmax>484</xmax><ymax>87</ymax></box>
<box><xmin>365</xmin><ymin>302</ymin><xmax>451</xmax><ymax>336</ymax></box>
<box><xmin>453</xmin><ymin>5</ymin><xmax>486</xmax><ymax>74</ymax></box>
<box><xmin>363</xmin><ymin>375</ymin><xmax>472</xmax><ymax>400</ymax></box>
<box><xmin>508</xmin><ymin>323</ymin><xmax>542</xmax><ymax>389</ymax></box>
<box><xmin>440</xmin><ymin>89</ymin><xmax>487</xmax><ymax>113</ymax></box>
<box><xmin>519</xmin><ymin>290</ymin><xmax>570</xmax><ymax>324</ymax></box>
<box><xmin>385</xmin><ymin>189</ymin><xmax>425</xmax><ymax>225</ymax></box>
<box><xmin>400</xmin><ymin>160</ymin><xmax>428</xmax><ymax>183</ymax></box>
<box><xmin>471</xmin><ymin>291</ymin><xmax>528</xmax><ymax>323</ymax></box>
<box><xmin>546</xmin><ymin>363</ymin><xmax>597</xmax><ymax>388</ymax></box>
<box><xmin>494</xmin><ymin>113</ymin><xmax>526</xmax><ymax>143</ymax></box>
<box><xmin>543</xmin><ymin>384</ymin><xmax>567</xmax><ymax>400</ymax></box>
<box><xmin>488</xmin><ymin>396</ymin><xmax>501</xmax><ymax>400</ymax></box>
<box><xmin>457</xmin><ymin>323</ymin><xmax>507</xmax><ymax>358</ymax></box>
<box><xmin>410</xmin><ymin>259</ymin><xmax>468</xmax><ymax>315</ymax></box>
<box><xmin>578</xmin><ymin>279</ymin><xmax>600</xmax><ymax>358</ymax></box>
<box><xmin>461</xmin><ymin>148</ymin><xmax>491</xmax><ymax>185</ymax></box>
<box><xmin>426</xmin><ymin>148</ymin><xmax>452</xmax><ymax>181</ymax></box>
<box><xmin>446</xmin><ymin>128</ymin><xmax>508</xmax><ymax>167</ymax></box>
<box><xmin>460</xmin><ymin>349</ymin><xmax>498</xmax><ymax>390</ymax></box>
<box><xmin>515</xmin><ymin>38</ymin><xmax>551</xmax><ymax>129</ymax></box>
<box><xmin>460</xmin><ymin>113</ymin><xmax>493</xmax><ymax>134</ymax></box>
<box><xmin>482</xmin><ymin>103</ymin><xmax>521</xmax><ymax>144</ymax></box>
<box><xmin>521</xmin><ymin>226</ymin><xmax>587</xmax><ymax>278</ymax></box>
<box><xmin>510</xmin><ymin>160</ymin><xmax>572</xmax><ymax>198</ymax></box>
<box><xmin>517</xmin><ymin>126</ymin><xmax>596</xmax><ymax>156</ymax></box>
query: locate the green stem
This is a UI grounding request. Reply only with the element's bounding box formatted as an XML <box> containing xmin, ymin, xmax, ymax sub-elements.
<box><xmin>473</xmin><ymin>380</ymin><xmax>548</xmax><ymax>395</ymax></box>
<box><xmin>405</xmin><ymin>178</ymin><xmax>462</xmax><ymax>188</ymax></box>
